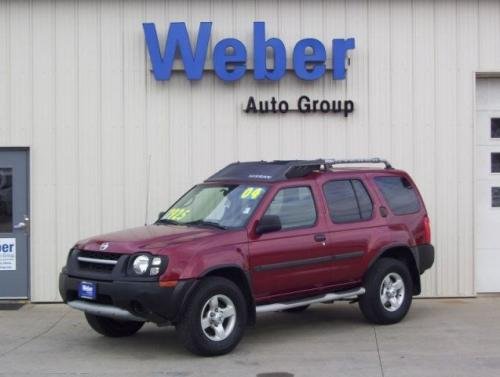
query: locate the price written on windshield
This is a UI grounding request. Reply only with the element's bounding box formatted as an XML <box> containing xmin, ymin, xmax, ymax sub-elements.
<box><xmin>240</xmin><ymin>187</ymin><xmax>264</xmax><ymax>199</ymax></box>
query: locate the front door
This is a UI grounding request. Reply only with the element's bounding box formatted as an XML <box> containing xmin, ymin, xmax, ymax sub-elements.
<box><xmin>0</xmin><ymin>149</ymin><xmax>29</xmax><ymax>299</ymax></box>
<box><xmin>475</xmin><ymin>78</ymin><xmax>500</xmax><ymax>292</ymax></box>
<box><xmin>249</xmin><ymin>185</ymin><xmax>334</xmax><ymax>301</ymax></box>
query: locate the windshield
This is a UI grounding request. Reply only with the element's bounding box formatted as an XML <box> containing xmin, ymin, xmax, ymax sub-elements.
<box><xmin>158</xmin><ymin>184</ymin><xmax>268</xmax><ymax>229</ymax></box>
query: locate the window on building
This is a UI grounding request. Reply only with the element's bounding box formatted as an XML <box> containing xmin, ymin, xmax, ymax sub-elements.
<box><xmin>491</xmin><ymin>118</ymin><xmax>500</xmax><ymax>138</ymax></box>
<box><xmin>374</xmin><ymin>176</ymin><xmax>421</xmax><ymax>215</ymax></box>
<box><xmin>0</xmin><ymin>168</ymin><xmax>13</xmax><ymax>233</ymax></box>
<box><xmin>264</xmin><ymin>186</ymin><xmax>316</xmax><ymax>230</ymax></box>
<box><xmin>493</xmin><ymin>187</ymin><xmax>500</xmax><ymax>208</ymax></box>
<box><xmin>492</xmin><ymin>153</ymin><xmax>500</xmax><ymax>173</ymax></box>
<box><xmin>323</xmin><ymin>180</ymin><xmax>373</xmax><ymax>223</ymax></box>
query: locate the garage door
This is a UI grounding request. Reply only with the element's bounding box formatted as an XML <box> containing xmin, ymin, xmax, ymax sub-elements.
<box><xmin>475</xmin><ymin>78</ymin><xmax>500</xmax><ymax>292</ymax></box>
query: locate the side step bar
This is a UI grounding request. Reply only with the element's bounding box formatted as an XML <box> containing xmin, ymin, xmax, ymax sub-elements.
<box><xmin>256</xmin><ymin>287</ymin><xmax>365</xmax><ymax>313</ymax></box>
<box><xmin>68</xmin><ymin>300</ymin><xmax>145</xmax><ymax>322</ymax></box>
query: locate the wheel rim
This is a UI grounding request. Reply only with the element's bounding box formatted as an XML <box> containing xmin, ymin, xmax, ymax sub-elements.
<box><xmin>200</xmin><ymin>294</ymin><xmax>237</xmax><ymax>342</ymax></box>
<box><xmin>379</xmin><ymin>272</ymin><xmax>405</xmax><ymax>312</ymax></box>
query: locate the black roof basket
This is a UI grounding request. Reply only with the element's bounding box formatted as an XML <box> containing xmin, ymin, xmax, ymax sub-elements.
<box><xmin>206</xmin><ymin>158</ymin><xmax>393</xmax><ymax>183</ymax></box>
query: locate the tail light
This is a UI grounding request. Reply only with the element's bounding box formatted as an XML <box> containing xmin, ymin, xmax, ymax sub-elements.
<box><xmin>423</xmin><ymin>215</ymin><xmax>431</xmax><ymax>244</ymax></box>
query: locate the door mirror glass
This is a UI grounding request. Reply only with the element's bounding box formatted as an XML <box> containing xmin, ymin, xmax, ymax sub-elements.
<box><xmin>255</xmin><ymin>215</ymin><xmax>282</xmax><ymax>235</ymax></box>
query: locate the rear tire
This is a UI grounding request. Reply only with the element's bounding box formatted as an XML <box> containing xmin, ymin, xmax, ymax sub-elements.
<box><xmin>176</xmin><ymin>276</ymin><xmax>247</xmax><ymax>356</ymax></box>
<box><xmin>282</xmin><ymin>305</ymin><xmax>310</xmax><ymax>313</ymax></box>
<box><xmin>85</xmin><ymin>313</ymin><xmax>144</xmax><ymax>337</ymax></box>
<box><xmin>359</xmin><ymin>258</ymin><xmax>413</xmax><ymax>325</ymax></box>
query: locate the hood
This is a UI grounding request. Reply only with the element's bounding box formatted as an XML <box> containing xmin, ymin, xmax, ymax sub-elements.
<box><xmin>75</xmin><ymin>224</ymin><xmax>220</xmax><ymax>254</ymax></box>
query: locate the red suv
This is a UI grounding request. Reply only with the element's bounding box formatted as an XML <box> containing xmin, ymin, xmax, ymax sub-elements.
<box><xmin>59</xmin><ymin>158</ymin><xmax>434</xmax><ymax>356</ymax></box>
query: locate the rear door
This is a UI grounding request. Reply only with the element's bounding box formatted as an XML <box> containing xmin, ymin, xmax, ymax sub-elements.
<box><xmin>321</xmin><ymin>177</ymin><xmax>383</xmax><ymax>284</ymax></box>
<box><xmin>249</xmin><ymin>184</ymin><xmax>334</xmax><ymax>301</ymax></box>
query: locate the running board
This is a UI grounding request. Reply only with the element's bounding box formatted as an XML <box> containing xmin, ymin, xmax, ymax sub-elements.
<box><xmin>68</xmin><ymin>300</ymin><xmax>145</xmax><ymax>322</ymax></box>
<box><xmin>255</xmin><ymin>287</ymin><xmax>365</xmax><ymax>313</ymax></box>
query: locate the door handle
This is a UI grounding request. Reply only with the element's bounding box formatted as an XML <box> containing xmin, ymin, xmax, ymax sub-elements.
<box><xmin>13</xmin><ymin>216</ymin><xmax>30</xmax><ymax>231</ymax></box>
<box><xmin>314</xmin><ymin>234</ymin><xmax>326</xmax><ymax>243</ymax></box>
<box><xmin>13</xmin><ymin>222</ymin><xmax>26</xmax><ymax>230</ymax></box>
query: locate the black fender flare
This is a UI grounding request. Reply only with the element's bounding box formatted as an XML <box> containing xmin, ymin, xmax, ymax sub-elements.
<box><xmin>368</xmin><ymin>243</ymin><xmax>421</xmax><ymax>295</ymax></box>
<box><xmin>174</xmin><ymin>264</ymin><xmax>257</xmax><ymax>326</ymax></box>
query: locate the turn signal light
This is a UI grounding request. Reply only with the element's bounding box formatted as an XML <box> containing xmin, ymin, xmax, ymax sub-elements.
<box><xmin>159</xmin><ymin>280</ymin><xmax>177</xmax><ymax>288</ymax></box>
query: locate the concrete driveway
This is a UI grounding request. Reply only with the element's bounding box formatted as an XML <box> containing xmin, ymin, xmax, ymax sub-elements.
<box><xmin>0</xmin><ymin>298</ymin><xmax>499</xmax><ymax>377</ymax></box>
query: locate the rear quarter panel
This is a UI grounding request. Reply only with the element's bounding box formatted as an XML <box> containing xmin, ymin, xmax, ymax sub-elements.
<box><xmin>365</xmin><ymin>171</ymin><xmax>429</xmax><ymax>247</ymax></box>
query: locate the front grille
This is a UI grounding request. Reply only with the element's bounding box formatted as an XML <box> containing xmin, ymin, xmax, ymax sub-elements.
<box><xmin>76</xmin><ymin>250</ymin><xmax>123</xmax><ymax>273</ymax></box>
<box><xmin>78</xmin><ymin>250</ymin><xmax>122</xmax><ymax>261</ymax></box>
<box><xmin>78</xmin><ymin>261</ymin><xmax>115</xmax><ymax>272</ymax></box>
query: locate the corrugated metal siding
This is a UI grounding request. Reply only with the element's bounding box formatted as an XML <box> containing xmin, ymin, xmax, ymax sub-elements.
<box><xmin>0</xmin><ymin>0</ymin><xmax>494</xmax><ymax>301</ymax></box>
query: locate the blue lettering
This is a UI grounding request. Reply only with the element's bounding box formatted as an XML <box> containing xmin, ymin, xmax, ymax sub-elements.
<box><xmin>253</xmin><ymin>22</ymin><xmax>286</xmax><ymax>81</ymax></box>
<box><xmin>143</xmin><ymin>22</ymin><xmax>355</xmax><ymax>82</ymax></box>
<box><xmin>213</xmin><ymin>38</ymin><xmax>247</xmax><ymax>81</ymax></box>
<box><xmin>293</xmin><ymin>38</ymin><xmax>326</xmax><ymax>81</ymax></box>
<box><xmin>143</xmin><ymin>22</ymin><xmax>212</xmax><ymax>80</ymax></box>
<box><xmin>332</xmin><ymin>38</ymin><xmax>355</xmax><ymax>80</ymax></box>
<box><xmin>1</xmin><ymin>244</ymin><xmax>13</xmax><ymax>253</ymax></box>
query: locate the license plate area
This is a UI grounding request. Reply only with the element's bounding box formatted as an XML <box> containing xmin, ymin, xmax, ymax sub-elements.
<box><xmin>78</xmin><ymin>281</ymin><xmax>96</xmax><ymax>300</ymax></box>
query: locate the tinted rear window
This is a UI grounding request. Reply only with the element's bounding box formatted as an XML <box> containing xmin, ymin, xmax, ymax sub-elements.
<box><xmin>374</xmin><ymin>176</ymin><xmax>421</xmax><ymax>215</ymax></box>
<box><xmin>323</xmin><ymin>180</ymin><xmax>373</xmax><ymax>223</ymax></box>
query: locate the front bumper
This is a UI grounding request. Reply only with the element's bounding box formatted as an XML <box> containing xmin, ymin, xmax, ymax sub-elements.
<box><xmin>59</xmin><ymin>270</ymin><xmax>195</xmax><ymax>324</ymax></box>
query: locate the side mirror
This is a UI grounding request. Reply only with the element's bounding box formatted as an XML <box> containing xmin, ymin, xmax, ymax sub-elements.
<box><xmin>255</xmin><ymin>215</ymin><xmax>282</xmax><ymax>235</ymax></box>
<box><xmin>158</xmin><ymin>211</ymin><xmax>167</xmax><ymax>220</ymax></box>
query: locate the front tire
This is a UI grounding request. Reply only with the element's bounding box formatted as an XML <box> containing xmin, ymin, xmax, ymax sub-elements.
<box><xmin>85</xmin><ymin>313</ymin><xmax>144</xmax><ymax>337</ymax></box>
<box><xmin>358</xmin><ymin>258</ymin><xmax>413</xmax><ymax>325</ymax></box>
<box><xmin>176</xmin><ymin>277</ymin><xmax>247</xmax><ymax>356</ymax></box>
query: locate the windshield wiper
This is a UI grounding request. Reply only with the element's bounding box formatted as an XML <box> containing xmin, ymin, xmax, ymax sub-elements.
<box><xmin>155</xmin><ymin>218</ymin><xmax>181</xmax><ymax>226</ymax></box>
<box><xmin>184</xmin><ymin>220</ymin><xmax>227</xmax><ymax>230</ymax></box>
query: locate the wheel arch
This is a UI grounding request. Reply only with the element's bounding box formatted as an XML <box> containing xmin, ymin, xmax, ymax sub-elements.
<box><xmin>369</xmin><ymin>245</ymin><xmax>421</xmax><ymax>295</ymax></box>
<box><xmin>177</xmin><ymin>265</ymin><xmax>256</xmax><ymax>326</ymax></box>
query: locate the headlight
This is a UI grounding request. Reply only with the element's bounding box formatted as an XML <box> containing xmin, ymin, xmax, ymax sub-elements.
<box><xmin>132</xmin><ymin>255</ymin><xmax>150</xmax><ymax>275</ymax></box>
<box><xmin>129</xmin><ymin>254</ymin><xmax>167</xmax><ymax>277</ymax></box>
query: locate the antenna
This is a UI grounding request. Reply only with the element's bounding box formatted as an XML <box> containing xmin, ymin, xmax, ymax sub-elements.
<box><xmin>144</xmin><ymin>154</ymin><xmax>152</xmax><ymax>226</ymax></box>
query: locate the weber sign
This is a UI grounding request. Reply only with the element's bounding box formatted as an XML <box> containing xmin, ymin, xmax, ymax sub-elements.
<box><xmin>0</xmin><ymin>238</ymin><xmax>16</xmax><ymax>271</ymax></box>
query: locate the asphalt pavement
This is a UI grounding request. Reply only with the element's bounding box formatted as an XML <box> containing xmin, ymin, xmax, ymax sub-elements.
<box><xmin>0</xmin><ymin>297</ymin><xmax>499</xmax><ymax>377</ymax></box>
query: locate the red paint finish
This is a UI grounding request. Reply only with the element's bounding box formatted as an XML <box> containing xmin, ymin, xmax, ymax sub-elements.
<box><xmin>73</xmin><ymin>168</ymin><xmax>431</xmax><ymax>304</ymax></box>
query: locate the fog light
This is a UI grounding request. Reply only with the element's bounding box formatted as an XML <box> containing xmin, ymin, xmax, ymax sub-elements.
<box><xmin>133</xmin><ymin>255</ymin><xmax>150</xmax><ymax>275</ymax></box>
<box><xmin>152</xmin><ymin>257</ymin><xmax>162</xmax><ymax>266</ymax></box>
<box><xmin>150</xmin><ymin>267</ymin><xmax>160</xmax><ymax>276</ymax></box>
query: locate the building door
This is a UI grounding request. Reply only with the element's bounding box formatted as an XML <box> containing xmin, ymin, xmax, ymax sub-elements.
<box><xmin>475</xmin><ymin>78</ymin><xmax>500</xmax><ymax>292</ymax></box>
<box><xmin>0</xmin><ymin>149</ymin><xmax>29</xmax><ymax>299</ymax></box>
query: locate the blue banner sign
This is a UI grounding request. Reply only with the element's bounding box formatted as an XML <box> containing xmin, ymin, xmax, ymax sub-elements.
<box><xmin>143</xmin><ymin>22</ymin><xmax>355</xmax><ymax>82</ymax></box>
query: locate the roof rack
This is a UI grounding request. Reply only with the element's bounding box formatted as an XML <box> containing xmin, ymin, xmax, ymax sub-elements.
<box><xmin>206</xmin><ymin>158</ymin><xmax>393</xmax><ymax>183</ymax></box>
<box><xmin>323</xmin><ymin>158</ymin><xmax>393</xmax><ymax>169</ymax></box>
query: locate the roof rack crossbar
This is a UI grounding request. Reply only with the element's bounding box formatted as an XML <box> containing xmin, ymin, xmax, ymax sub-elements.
<box><xmin>323</xmin><ymin>158</ymin><xmax>393</xmax><ymax>169</ymax></box>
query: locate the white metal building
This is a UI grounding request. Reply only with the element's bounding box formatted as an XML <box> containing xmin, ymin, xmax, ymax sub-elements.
<box><xmin>1</xmin><ymin>0</ymin><xmax>500</xmax><ymax>301</ymax></box>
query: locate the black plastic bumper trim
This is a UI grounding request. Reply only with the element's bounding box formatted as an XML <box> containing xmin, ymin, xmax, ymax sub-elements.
<box><xmin>415</xmin><ymin>244</ymin><xmax>435</xmax><ymax>273</ymax></box>
<box><xmin>59</xmin><ymin>271</ymin><xmax>195</xmax><ymax>324</ymax></box>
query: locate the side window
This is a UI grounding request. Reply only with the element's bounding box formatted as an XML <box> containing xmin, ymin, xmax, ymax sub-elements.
<box><xmin>374</xmin><ymin>176</ymin><xmax>421</xmax><ymax>215</ymax></box>
<box><xmin>264</xmin><ymin>186</ymin><xmax>317</xmax><ymax>230</ymax></box>
<box><xmin>323</xmin><ymin>180</ymin><xmax>373</xmax><ymax>223</ymax></box>
<box><xmin>352</xmin><ymin>180</ymin><xmax>373</xmax><ymax>219</ymax></box>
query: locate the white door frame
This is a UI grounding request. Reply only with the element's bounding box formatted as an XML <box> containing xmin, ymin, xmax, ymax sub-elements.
<box><xmin>473</xmin><ymin>71</ymin><xmax>500</xmax><ymax>293</ymax></box>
